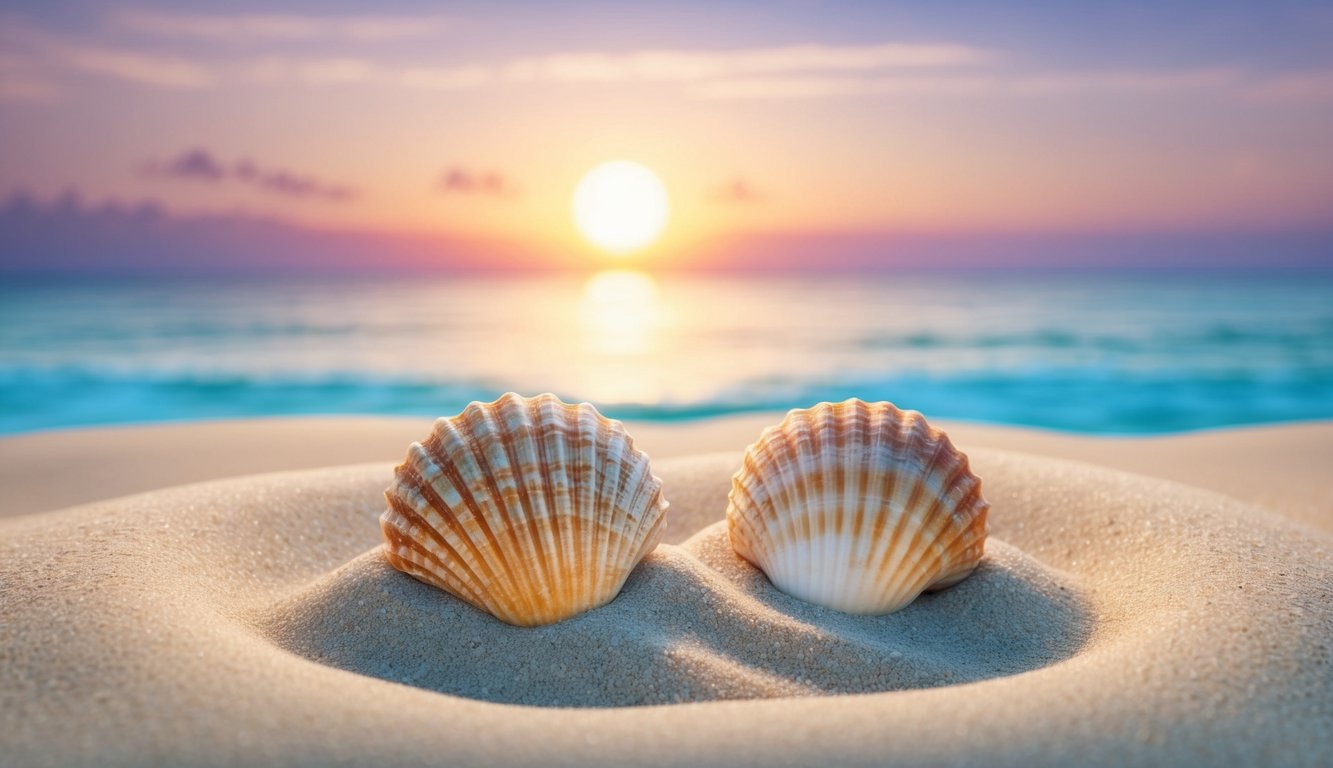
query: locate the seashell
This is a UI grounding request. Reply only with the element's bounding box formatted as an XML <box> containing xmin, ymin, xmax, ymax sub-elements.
<box><xmin>380</xmin><ymin>393</ymin><xmax>668</xmax><ymax>627</ymax></box>
<box><xmin>726</xmin><ymin>399</ymin><xmax>988</xmax><ymax>615</ymax></box>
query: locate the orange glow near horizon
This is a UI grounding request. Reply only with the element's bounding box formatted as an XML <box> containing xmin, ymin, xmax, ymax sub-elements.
<box><xmin>2</xmin><ymin>4</ymin><xmax>1331</xmax><ymax>273</ymax></box>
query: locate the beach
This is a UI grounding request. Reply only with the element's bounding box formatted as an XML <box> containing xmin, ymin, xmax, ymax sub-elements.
<box><xmin>5</xmin><ymin>0</ymin><xmax>1331</xmax><ymax>764</ymax></box>
<box><xmin>3</xmin><ymin>414</ymin><xmax>1330</xmax><ymax>531</ymax></box>
<box><xmin>1</xmin><ymin>415</ymin><xmax>1330</xmax><ymax>766</ymax></box>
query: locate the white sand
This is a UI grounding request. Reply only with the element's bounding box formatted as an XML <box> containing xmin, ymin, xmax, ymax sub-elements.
<box><xmin>3</xmin><ymin>416</ymin><xmax>1330</xmax><ymax>532</ymax></box>
<box><xmin>1</xmin><ymin>420</ymin><xmax>1331</xmax><ymax>766</ymax></box>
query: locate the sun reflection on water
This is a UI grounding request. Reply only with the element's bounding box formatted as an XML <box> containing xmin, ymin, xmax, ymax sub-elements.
<box><xmin>575</xmin><ymin>269</ymin><xmax>668</xmax><ymax>403</ymax></box>
<box><xmin>577</xmin><ymin>270</ymin><xmax>664</xmax><ymax>357</ymax></box>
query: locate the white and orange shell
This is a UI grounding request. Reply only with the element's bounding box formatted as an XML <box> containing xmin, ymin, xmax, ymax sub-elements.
<box><xmin>381</xmin><ymin>393</ymin><xmax>668</xmax><ymax>627</ymax></box>
<box><xmin>727</xmin><ymin>399</ymin><xmax>988</xmax><ymax>614</ymax></box>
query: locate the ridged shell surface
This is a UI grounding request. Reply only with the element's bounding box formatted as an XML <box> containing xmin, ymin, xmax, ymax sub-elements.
<box><xmin>380</xmin><ymin>393</ymin><xmax>668</xmax><ymax>627</ymax></box>
<box><xmin>727</xmin><ymin>399</ymin><xmax>988</xmax><ymax>615</ymax></box>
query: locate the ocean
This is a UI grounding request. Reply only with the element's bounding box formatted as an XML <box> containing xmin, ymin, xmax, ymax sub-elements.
<box><xmin>2</xmin><ymin>270</ymin><xmax>1331</xmax><ymax>435</ymax></box>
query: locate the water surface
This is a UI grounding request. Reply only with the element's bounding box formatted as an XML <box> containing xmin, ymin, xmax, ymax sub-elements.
<box><xmin>2</xmin><ymin>270</ymin><xmax>1330</xmax><ymax>434</ymax></box>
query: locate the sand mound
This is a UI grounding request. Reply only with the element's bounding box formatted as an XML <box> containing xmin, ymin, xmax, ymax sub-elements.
<box><xmin>257</xmin><ymin>533</ymin><xmax>1086</xmax><ymax>707</ymax></box>
<box><xmin>2</xmin><ymin>450</ymin><xmax>1331</xmax><ymax>766</ymax></box>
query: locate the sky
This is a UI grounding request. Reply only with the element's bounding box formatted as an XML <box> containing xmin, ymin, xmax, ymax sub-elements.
<box><xmin>2</xmin><ymin>1</ymin><xmax>1332</xmax><ymax>271</ymax></box>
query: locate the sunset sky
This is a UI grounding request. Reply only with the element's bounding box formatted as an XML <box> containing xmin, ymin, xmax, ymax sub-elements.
<box><xmin>2</xmin><ymin>1</ymin><xmax>1332</xmax><ymax>271</ymax></box>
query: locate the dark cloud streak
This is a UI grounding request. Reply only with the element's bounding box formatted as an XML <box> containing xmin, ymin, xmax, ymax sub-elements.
<box><xmin>158</xmin><ymin>148</ymin><xmax>226</xmax><ymax>182</ymax></box>
<box><xmin>0</xmin><ymin>189</ymin><xmax>539</xmax><ymax>274</ymax></box>
<box><xmin>7</xmin><ymin>190</ymin><xmax>1330</xmax><ymax>275</ymax></box>
<box><xmin>437</xmin><ymin>166</ymin><xmax>514</xmax><ymax>197</ymax></box>
<box><xmin>144</xmin><ymin>148</ymin><xmax>357</xmax><ymax>201</ymax></box>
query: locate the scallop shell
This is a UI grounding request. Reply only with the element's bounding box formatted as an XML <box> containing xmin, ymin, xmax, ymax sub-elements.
<box><xmin>380</xmin><ymin>393</ymin><xmax>668</xmax><ymax>627</ymax></box>
<box><xmin>726</xmin><ymin>399</ymin><xmax>988</xmax><ymax>614</ymax></box>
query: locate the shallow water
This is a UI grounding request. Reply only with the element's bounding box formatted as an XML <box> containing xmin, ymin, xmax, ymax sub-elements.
<box><xmin>2</xmin><ymin>269</ymin><xmax>1331</xmax><ymax>434</ymax></box>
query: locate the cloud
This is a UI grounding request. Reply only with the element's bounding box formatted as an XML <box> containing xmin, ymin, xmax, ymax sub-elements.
<box><xmin>0</xmin><ymin>189</ymin><xmax>543</xmax><ymax>275</ymax></box>
<box><xmin>502</xmin><ymin>42</ymin><xmax>988</xmax><ymax>84</ymax></box>
<box><xmin>144</xmin><ymin>148</ymin><xmax>357</xmax><ymax>201</ymax></box>
<box><xmin>713</xmin><ymin>178</ymin><xmax>761</xmax><ymax>203</ymax></box>
<box><xmin>186</xmin><ymin>42</ymin><xmax>987</xmax><ymax>92</ymax></box>
<box><xmin>242</xmin><ymin>57</ymin><xmax>490</xmax><ymax>90</ymax></box>
<box><xmin>0</xmin><ymin>17</ymin><xmax>215</xmax><ymax>90</ymax></box>
<box><xmin>689</xmin><ymin>68</ymin><xmax>1245</xmax><ymax>100</ymax></box>
<box><xmin>6</xmin><ymin>9</ymin><xmax>1333</xmax><ymax>108</ymax></box>
<box><xmin>67</xmin><ymin>47</ymin><xmax>215</xmax><ymax>89</ymax></box>
<box><xmin>437</xmin><ymin>167</ymin><xmax>515</xmax><ymax>197</ymax></box>
<box><xmin>690</xmin><ymin>76</ymin><xmax>880</xmax><ymax>100</ymax></box>
<box><xmin>237</xmin><ymin>47</ymin><xmax>1320</xmax><ymax>106</ymax></box>
<box><xmin>224</xmin><ymin>42</ymin><xmax>986</xmax><ymax>94</ymax></box>
<box><xmin>7</xmin><ymin>190</ymin><xmax>1331</xmax><ymax>276</ymax></box>
<box><xmin>154</xmin><ymin>148</ymin><xmax>227</xmax><ymax>182</ymax></box>
<box><xmin>115</xmin><ymin>10</ymin><xmax>450</xmax><ymax>43</ymax></box>
<box><xmin>235</xmin><ymin>161</ymin><xmax>357</xmax><ymax>201</ymax></box>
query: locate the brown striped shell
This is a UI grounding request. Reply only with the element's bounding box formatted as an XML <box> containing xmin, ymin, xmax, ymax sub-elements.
<box><xmin>380</xmin><ymin>393</ymin><xmax>668</xmax><ymax>627</ymax></box>
<box><xmin>727</xmin><ymin>399</ymin><xmax>988</xmax><ymax>614</ymax></box>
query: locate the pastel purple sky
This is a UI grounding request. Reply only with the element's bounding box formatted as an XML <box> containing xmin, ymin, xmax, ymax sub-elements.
<box><xmin>2</xmin><ymin>1</ymin><xmax>1332</xmax><ymax>271</ymax></box>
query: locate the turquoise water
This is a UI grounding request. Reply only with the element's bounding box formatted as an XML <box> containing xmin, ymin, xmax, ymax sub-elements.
<box><xmin>2</xmin><ymin>271</ymin><xmax>1331</xmax><ymax>435</ymax></box>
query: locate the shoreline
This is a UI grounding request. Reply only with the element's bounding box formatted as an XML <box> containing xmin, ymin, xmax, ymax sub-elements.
<box><xmin>7</xmin><ymin>409</ymin><xmax>1333</xmax><ymax>441</ymax></box>
<box><xmin>2</xmin><ymin>415</ymin><xmax>1330</xmax><ymax>534</ymax></box>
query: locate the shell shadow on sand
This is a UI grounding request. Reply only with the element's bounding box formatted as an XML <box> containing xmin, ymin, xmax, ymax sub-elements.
<box><xmin>252</xmin><ymin>522</ymin><xmax>1091</xmax><ymax>708</ymax></box>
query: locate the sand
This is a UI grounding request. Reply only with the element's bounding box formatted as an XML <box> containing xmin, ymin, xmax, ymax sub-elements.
<box><xmin>3</xmin><ymin>416</ymin><xmax>1330</xmax><ymax>532</ymax></box>
<box><xmin>1</xmin><ymin>419</ymin><xmax>1331</xmax><ymax>766</ymax></box>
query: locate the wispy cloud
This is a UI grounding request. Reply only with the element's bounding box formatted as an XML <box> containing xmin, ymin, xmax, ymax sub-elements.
<box><xmin>144</xmin><ymin>148</ymin><xmax>357</xmax><ymax>201</ymax></box>
<box><xmin>115</xmin><ymin>9</ymin><xmax>450</xmax><ymax>43</ymax></box>
<box><xmin>243</xmin><ymin>57</ymin><xmax>490</xmax><ymax>90</ymax></box>
<box><xmin>437</xmin><ymin>167</ymin><xmax>515</xmax><ymax>197</ymax></box>
<box><xmin>238</xmin><ymin>49</ymin><xmax>1327</xmax><ymax>106</ymax></box>
<box><xmin>0</xmin><ymin>17</ymin><xmax>215</xmax><ymax>90</ymax></box>
<box><xmin>6</xmin><ymin>9</ymin><xmax>1333</xmax><ymax>108</ymax></box>
<box><xmin>151</xmin><ymin>148</ymin><xmax>226</xmax><ymax>181</ymax></box>
<box><xmin>503</xmin><ymin>42</ymin><xmax>988</xmax><ymax>84</ymax></box>
<box><xmin>690</xmin><ymin>76</ymin><xmax>879</xmax><ymax>100</ymax></box>
<box><xmin>234</xmin><ymin>43</ymin><xmax>984</xmax><ymax>92</ymax></box>
<box><xmin>689</xmin><ymin>68</ymin><xmax>1243</xmax><ymax>100</ymax></box>
<box><xmin>68</xmin><ymin>47</ymin><xmax>214</xmax><ymax>89</ymax></box>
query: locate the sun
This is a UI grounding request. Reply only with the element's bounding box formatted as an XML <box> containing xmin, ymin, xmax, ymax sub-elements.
<box><xmin>572</xmin><ymin>161</ymin><xmax>669</xmax><ymax>255</ymax></box>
